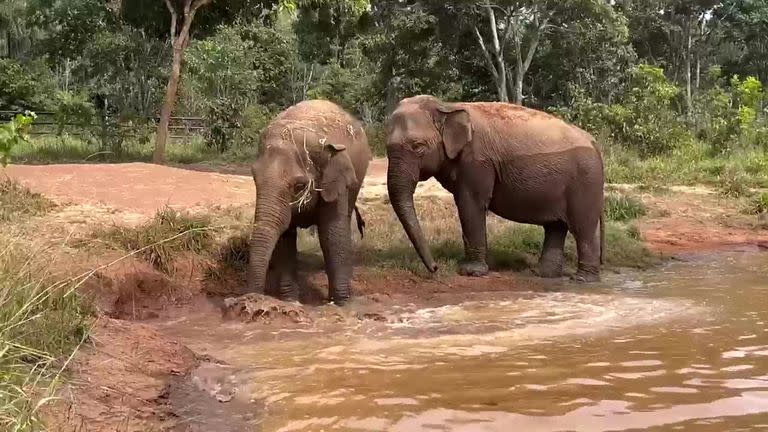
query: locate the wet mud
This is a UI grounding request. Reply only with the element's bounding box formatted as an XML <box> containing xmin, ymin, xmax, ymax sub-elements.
<box><xmin>148</xmin><ymin>249</ymin><xmax>768</xmax><ymax>432</ymax></box>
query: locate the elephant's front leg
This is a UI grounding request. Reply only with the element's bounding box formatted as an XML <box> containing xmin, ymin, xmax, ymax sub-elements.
<box><xmin>317</xmin><ymin>197</ymin><xmax>353</xmax><ymax>305</ymax></box>
<box><xmin>454</xmin><ymin>188</ymin><xmax>490</xmax><ymax>277</ymax></box>
<box><xmin>267</xmin><ymin>229</ymin><xmax>299</xmax><ymax>302</ymax></box>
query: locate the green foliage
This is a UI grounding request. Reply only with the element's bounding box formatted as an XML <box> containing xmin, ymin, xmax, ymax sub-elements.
<box><xmin>605</xmin><ymin>192</ymin><xmax>647</xmax><ymax>222</ymax></box>
<box><xmin>52</xmin><ymin>91</ymin><xmax>95</xmax><ymax>135</ymax></box>
<box><xmin>29</xmin><ymin>0</ymin><xmax>115</xmax><ymax>61</ymax></box>
<box><xmin>557</xmin><ymin>65</ymin><xmax>692</xmax><ymax>156</ymax></box>
<box><xmin>79</xmin><ymin>27</ymin><xmax>168</xmax><ymax>118</ymax></box>
<box><xmin>232</xmin><ymin>104</ymin><xmax>273</xmax><ymax>158</ymax></box>
<box><xmin>0</xmin><ymin>112</ymin><xmax>36</xmax><ymax>167</ymax></box>
<box><xmin>0</xmin><ymin>60</ymin><xmax>55</xmax><ymax>111</ymax></box>
<box><xmin>0</xmin><ymin>179</ymin><xmax>55</xmax><ymax>221</ymax></box>
<box><xmin>184</xmin><ymin>22</ymin><xmax>295</xmax><ymax>112</ymax></box>
<box><xmin>611</xmin><ymin>65</ymin><xmax>692</xmax><ymax>156</ymax></box>
<box><xmin>92</xmin><ymin>208</ymin><xmax>215</xmax><ymax>274</ymax></box>
<box><xmin>0</xmin><ymin>236</ymin><xmax>91</xmax><ymax>432</ymax></box>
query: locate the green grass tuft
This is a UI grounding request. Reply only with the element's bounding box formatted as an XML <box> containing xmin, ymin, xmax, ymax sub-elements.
<box><xmin>743</xmin><ymin>191</ymin><xmax>768</xmax><ymax>215</ymax></box>
<box><xmin>0</xmin><ymin>237</ymin><xmax>92</xmax><ymax>432</ymax></box>
<box><xmin>718</xmin><ymin>167</ymin><xmax>751</xmax><ymax>198</ymax></box>
<box><xmin>91</xmin><ymin>207</ymin><xmax>215</xmax><ymax>274</ymax></box>
<box><xmin>605</xmin><ymin>192</ymin><xmax>647</xmax><ymax>222</ymax></box>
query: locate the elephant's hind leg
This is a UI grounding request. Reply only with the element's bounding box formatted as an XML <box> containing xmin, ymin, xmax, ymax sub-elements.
<box><xmin>571</xmin><ymin>222</ymin><xmax>601</xmax><ymax>283</ymax></box>
<box><xmin>537</xmin><ymin>221</ymin><xmax>568</xmax><ymax>278</ymax></box>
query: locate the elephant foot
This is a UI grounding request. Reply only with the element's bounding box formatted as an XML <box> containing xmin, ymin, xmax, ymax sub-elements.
<box><xmin>536</xmin><ymin>261</ymin><xmax>564</xmax><ymax>279</ymax></box>
<box><xmin>329</xmin><ymin>288</ymin><xmax>351</xmax><ymax>306</ymax></box>
<box><xmin>276</xmin><ymin>281</ymin><xmax>299</xmax><ymax>303</ymax></box>
<box><xmin>458</xmin><ymin>261</ymin><xmax>489</xmax><ymax>277</ymax></box>
<box><xmin>330</xmin><ymin>295</ymin><xmax>350</xmax><ymax>306</ymax></box>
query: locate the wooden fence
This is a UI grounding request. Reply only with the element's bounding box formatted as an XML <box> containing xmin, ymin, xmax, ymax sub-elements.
<box><xmin>0</xmin><ymin>111</ymin><xmax>210</xmax><ymax>139</ymax></box>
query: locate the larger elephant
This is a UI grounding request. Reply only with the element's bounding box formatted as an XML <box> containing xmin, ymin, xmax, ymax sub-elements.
<box><xmin>246</xmin><ymin>100</ymin><xmax>371</xmax><ymax>305</ymax></box>
<box><xmin>385</xmin><ymin>95</ymin><xmax>605</xmax><ymax>282</ymax></box>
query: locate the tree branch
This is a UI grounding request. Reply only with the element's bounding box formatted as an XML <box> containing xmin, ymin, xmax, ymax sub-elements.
<box><xmin>191</xmin><ymin>0</ymin><xmax>213</xmax><ymax>12</ymax></box>
<box><xmin>473</xmin><ymin>25</ymin><xmax>498</xmax><ymax>80</ymax></box>
<box><xmin>484</xmin><ymin>2</ymin><xmax>501</xmax><ymax>56</ymax></box>
<box><xmin>522</xmin><ymin>17</ymin><xmax>547</xmax><ymax>75</ymax></box>
<box><xmin>164</xmin><ymin>0</ymin><xmax>177</xmax><ymax>45</ymax></box>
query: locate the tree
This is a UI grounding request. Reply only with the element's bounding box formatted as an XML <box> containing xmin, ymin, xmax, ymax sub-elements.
<box><xmin>153</xmin><ymin>0</ymin><xmax>213</xmax><ymax>164</ymax></box>
<box><xmin>619</xmin><ymin>0</ymin><xmax>718</xmax><ymax>115</ymax></box>
<box><xmin>716</xmin><ymin>0</ymin><xmax>768</xmax><ymax>84</ymax></box>
<box><xmin>468</xmin><ymin>1</ymin><xmax>551</xmax><ymax>104</ymax></box>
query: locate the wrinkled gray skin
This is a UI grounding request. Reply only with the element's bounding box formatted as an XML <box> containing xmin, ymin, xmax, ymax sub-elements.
<box><xmin>386</xmin><ymin>95</ymin><xmax>605</xmax><ymax>282</ymax></box>
<box><xmin>246</xmin><ymin>100</ymin><xmax>371</xmax><ymax>305</ymax></box>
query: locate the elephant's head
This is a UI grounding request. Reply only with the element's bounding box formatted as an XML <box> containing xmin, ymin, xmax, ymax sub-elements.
<box><xmin>385</xmin><ymin>95</ymin><xmax>472</xmax><ymax>273</ymax></box>
<box><xmin>246</xmin><ymin>130</ymin><xmax>357</xmax><ymax>294</ymax></box>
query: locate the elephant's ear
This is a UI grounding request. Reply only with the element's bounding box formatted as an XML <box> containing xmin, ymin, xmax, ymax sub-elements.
<box><xmin>437</xmin><ymin>106</ymin><xmax>472</xmax><ymax>159</ymax></box>
<box><xmin>320</xmin><ymin>143</ymin><xmax>357</xmax><ymax>202</ymax></box>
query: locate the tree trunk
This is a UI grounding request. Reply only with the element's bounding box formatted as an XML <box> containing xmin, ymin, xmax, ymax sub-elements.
<box><xmin>684</xmin><ymin>16</ymin><xmax>693</xmax><ymax>117</ymax></box>
<box><xmin>154</xmin><ymin>44</ymin><xmax>183</xmax><ymax>164</ymax></box>
<box><xmin>514</xmin><ymin>71</ymin><xmax>523</xmax><ymax>105</ymax></box>
<box><xmin>153</xmin><ymin>0</ymin><xmax>210</xmax><ymax>165</ymax></box>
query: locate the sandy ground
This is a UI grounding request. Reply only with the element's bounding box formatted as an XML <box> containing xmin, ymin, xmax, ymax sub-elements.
<box><xmin>5</xmin><ymin>159</ymin><xmax>768</xmax><ymax>431</ymax></box>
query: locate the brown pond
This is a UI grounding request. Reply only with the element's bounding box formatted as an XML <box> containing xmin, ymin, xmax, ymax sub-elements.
<box><xmin>155</xmin><ymin>250</ymin><xmax>768</xmax><ymax>431</ymax></box>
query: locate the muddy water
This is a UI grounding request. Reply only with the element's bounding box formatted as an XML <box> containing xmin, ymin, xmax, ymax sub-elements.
<box><xmin>157</xmin><ymin>251</ymin><xmax>768</xmax><ymax>431</ymax></box>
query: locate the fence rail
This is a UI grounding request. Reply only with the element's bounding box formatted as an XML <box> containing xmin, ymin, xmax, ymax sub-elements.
<box><xmin>0</xmin><ymin>111</ymin><xmax>211</xmax><ymax>139</ymax></box>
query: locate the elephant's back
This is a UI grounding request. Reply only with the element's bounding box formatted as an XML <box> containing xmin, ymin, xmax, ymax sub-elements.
<box><xmin>467</xmin><ymin>102</ymin><xmax>599</xmax><ymax>157</ymax></box>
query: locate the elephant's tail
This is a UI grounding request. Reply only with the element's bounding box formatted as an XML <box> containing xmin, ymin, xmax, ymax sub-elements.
<box><xmin>599</xmin><ymin>210</ymin><xmax>605</xmax><ymax>265</ymax></box>
<box><xmin>354</xmin><ymin>205</ymin><xmax>366</xmax><ymax>238</ymax></box>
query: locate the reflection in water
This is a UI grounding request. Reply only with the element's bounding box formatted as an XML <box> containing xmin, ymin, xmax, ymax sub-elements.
<box><xmin>157</xmin><ymin>252</ymin><xmax>768</xmax><ymax>431</ymax></box>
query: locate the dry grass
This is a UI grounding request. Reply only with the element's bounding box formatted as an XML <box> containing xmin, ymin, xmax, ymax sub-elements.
<box><xmin>0</xmin><ymin>179</ymin><xmax>55</xmax><ymax>222</ymax></box>
<box><xmin>87</xmin><ymin>207</ymin><xmax>215</xmax><ymax>274</ymax></box>
<box><xmin>0</xmin><ymin>234</ymin><xmax>92</xmax><ymax>432</ymax></box>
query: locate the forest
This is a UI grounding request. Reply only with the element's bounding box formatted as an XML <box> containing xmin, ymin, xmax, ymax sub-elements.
<box><xmin>0</xmin><ymin>0</ymin><xmax>767</xmax><ymax>189</ymax></box>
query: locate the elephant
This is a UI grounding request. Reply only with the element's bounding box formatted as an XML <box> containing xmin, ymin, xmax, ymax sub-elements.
<box><xmin>385</xmin><ymin>95</ymin><xmax>605</xmax><ymax>282</ymax></box>
<box><xmin>246</xmin><ymin>100</ymin><xmax>371</xmax><ymax>305</ymax></box>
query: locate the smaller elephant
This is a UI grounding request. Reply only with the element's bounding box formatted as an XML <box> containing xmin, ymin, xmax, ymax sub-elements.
<box><xmin>246</xmin><ymin>100</ymin><xmax>371</xmax><ymax>305</ymax></box>
<box><xmin>385</xmin><ymin>95</ymin><xmax>605</xmax><ymax>281</ymax></box>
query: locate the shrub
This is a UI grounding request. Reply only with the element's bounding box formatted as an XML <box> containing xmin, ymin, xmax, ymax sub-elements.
<box><xmin>205</xmin><ymin>97</ymin><xmax>241</xmax><ymax>152</ymax></box>
<box><xmin>0</xmin><ymin>112</ymin><xmax>36</xmax><ymax>166</ymax></box>
<box><xmin>53</xmin><ymin>91</ymin><xmax>96</xmax><ymax>136</ymax></box>
<box><xmin>0</xmin><ymin>59</ymin><xmax>56</xmax><ymax>111</ymax></box>
<box><xmin>555</xmin><ymin>65</ymin><xmax>693</xmax><ymax>157</ymax></box>
<box><xmin>605</xmin><ymin>192</ymin><xmax>647</xmax><ymax>221</ymax></box>
<box><xmin>231</xmin><ymin>104</ymin><xmax>272</xmax><ymax>157</ymax></box>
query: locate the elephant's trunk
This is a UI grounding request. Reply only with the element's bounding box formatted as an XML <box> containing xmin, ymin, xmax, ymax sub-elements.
<box><xmin>387</xmin><ymin>163</ymin><xmax>438</xmax><ymax>273</ymax></box>
<box><xmin>246</xmin><ymin>189</ymin><xmax>291</xmax><ymax>294</ymax></box>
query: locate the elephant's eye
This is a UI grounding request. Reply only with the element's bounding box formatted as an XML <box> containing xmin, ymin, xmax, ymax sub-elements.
<box><xmin>293</xmin><ymin>182</ymin><xmax>308</xmax><ymax>194</ymax></box>
<box><xmin>411</xmin><ymin>141</ymin><xmax>427</xmax><ymax>154</ymax></box>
